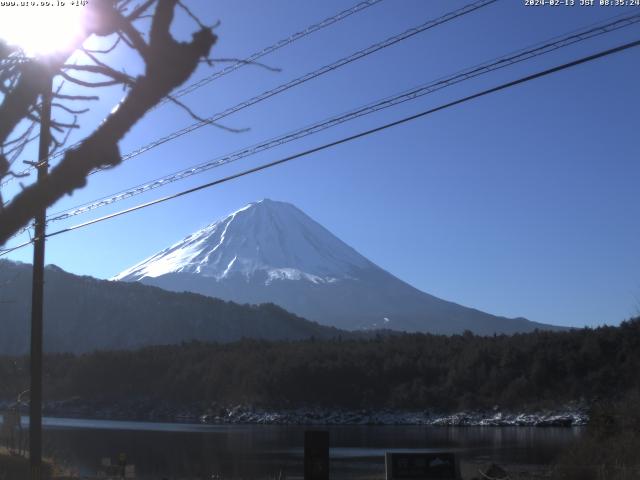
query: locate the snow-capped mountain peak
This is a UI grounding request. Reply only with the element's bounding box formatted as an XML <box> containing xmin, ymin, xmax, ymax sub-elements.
<box><xmin>114</xmin><ymin>199</ymin><xmax>560</xmax><ymax>335</ymax></box>
<box><xmin>113</xmin><ymin>199</ymin><xmax>372</xmax><ymax>284</ymax></box>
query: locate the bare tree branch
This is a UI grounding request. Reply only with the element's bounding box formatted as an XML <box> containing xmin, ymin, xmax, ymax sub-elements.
<box><xmin>0</xmin><ymin>1</ymin><xmax>127</xmax><ymax>149</ymax></box>
<box><xmin>59</xmin><ymin>70</ymin><xmax>124</xmax><ymax>89</ymax></box>
<box><xmin>53</xmin><ymin>93</ymin><xmax>100</xmax><ymax>101</ymax></box>
<box><xmin>50</xmin><ymin>120</ymin><xmax>80</xmax><ymax>130</ymax></box>
<box><xmin>177</xmin><ymin>1</ymin><xmax>208</xmax><ymax>30</ymax></box>
<box><xmin>116</xmin><ymin>11</ymin><xmax>151</xmax><ymax>60</ymax></box>
<box><xmin>52</xmin><ymin>103</ymin><xmax>91</xmax><ymax>115</ymax></box>
<box><xmin>0</xmin><ymin>0</ymin><xmax>217</xmax><ymax>244</ymax></box>
<box><xmin>84</xmin><ymin>36</ymin><xmax>122</xmax><ymax>55</ymax></box>
<box><xmin>82</xmin><ymin>47</ymin><xmax>117</xmax><ymax>71</ymax></box>
<box><xmin>51</xmin><ymin>116</ymin><xmax>78</xmax><ymax>154</ymax></box>
<box><xmin>0</xmin><ymin>62</ymin><xmax>50</xmax><ymax>145</ymax></box>
<box><xmin>4</xmin><ymin>133</ymin><xmax>38</xmax><ymax>168</ymax></box>
<box><xmin>62</xmin><ymin>64</ymin><xmax>135</xmax><ymax>86</ymax></box>
<box><xmin>166</xmin><ymin>95</ymin><xmax>249</xmax><ymax>133</ymax></box>
<box><xmin>1</xmin><ymin>121</ymin><xmax>37</xmax><ymax>150</ymax></box>
<box><xmin>127</xmin><ymin>0</ymin><xmax>157</xmax><ymax>20</ymax></box>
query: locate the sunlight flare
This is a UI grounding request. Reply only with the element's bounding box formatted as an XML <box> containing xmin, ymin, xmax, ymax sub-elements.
<box><xmin>0</xmin><ymin>5</ymin><xmax>86</xmax><ymax>57</ymax></box>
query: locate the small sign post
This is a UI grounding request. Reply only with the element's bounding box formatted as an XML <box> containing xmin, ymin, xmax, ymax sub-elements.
<box><xmin>385</xmin><ymin>452</ymin><xmax>460</xmax><ymax>480</ymax></box>
<box><xmin>304</xmin><ymin>430</ymin><xmax>330</xmax><ymax>480</ymax></box>
<box><xmin>124</xmin><ymin>464</ymin><xmax>136</xmax><ymax>478</ymax></box>
<box><xmin>118</xmin><ymin>452</ymin><xmax>127</xmax><ymax>478</ymax></box>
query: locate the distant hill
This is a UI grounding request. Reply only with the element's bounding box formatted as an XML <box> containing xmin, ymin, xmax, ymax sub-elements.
<box><xmin>115</xmin><ymin>199</ymin><xmax>563</xmax><ymax>335</ymax></box>
<box><xmin>0</xmin><ymin>259</ymin><xmax>344</xmax><ymax>354</ymax></box>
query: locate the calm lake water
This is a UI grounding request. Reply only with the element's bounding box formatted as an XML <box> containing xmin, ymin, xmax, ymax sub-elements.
<box><xmin>34</xmin><ymin>417</ymin><xmax>583</xmax><ymax>479</ymax></box>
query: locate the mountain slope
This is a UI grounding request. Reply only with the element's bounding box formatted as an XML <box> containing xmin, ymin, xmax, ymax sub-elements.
<box><xmin>114</xmin><ymin>199</ymin><xmax>373</xmax><ymax>283</ymax></box>
<box><xmin>0</xmin><ymin>259</ymin><xmax>344</xmax><ymax>355</ymax></box>
<box><xmin>115</xmin><ymin>199</ymin><xmax>561</xmax><ymax>335</ymax></box>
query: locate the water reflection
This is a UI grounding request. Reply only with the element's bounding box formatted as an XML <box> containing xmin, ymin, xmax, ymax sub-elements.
<box><xmin>36</xmin><ymin>418</ymin><xmax>583</xmax><ymax>479</ymax></box>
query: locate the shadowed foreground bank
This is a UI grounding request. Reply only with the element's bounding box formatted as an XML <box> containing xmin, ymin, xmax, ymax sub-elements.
<box><xmin>551</xmin><ymin>391</ymin><xmax>640</xmax><ymax>480</ymax></box>
<box><xmin>0</xmin><ymin>449</ymin><xmax>53</xmax><ymax>479</ymax></box>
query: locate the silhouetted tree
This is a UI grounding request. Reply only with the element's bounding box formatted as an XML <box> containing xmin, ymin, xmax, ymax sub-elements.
<box><xmin>0</xmin><ymin>0</ymin><xmax>219</xmax><ymax>244</ymax></box>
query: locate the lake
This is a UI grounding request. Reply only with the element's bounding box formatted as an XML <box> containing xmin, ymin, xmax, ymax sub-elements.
<box><xmin>34</xmin><ymin>417</ymin><xmax>583</xmax><ymax>479</ymax></box>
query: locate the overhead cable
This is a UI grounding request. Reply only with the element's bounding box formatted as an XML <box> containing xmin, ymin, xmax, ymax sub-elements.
<box><xmin>3</xmin><ymin>36</ymin><xmax>637</xmax><ymax>257</ymax></box>
<box><xmin>1</xmin><ymin>0</ymin><xmax>497</xmax><ymax>185</ymax></box>
<box><xmin>44</xmin><ymin>11</ymin><xmax>640</xmax><ymax>224</ymax></box>
<box><xmin>165</xmin><ymin>0</ymin><xmax>386</xmax><ymax>103</ymax></box>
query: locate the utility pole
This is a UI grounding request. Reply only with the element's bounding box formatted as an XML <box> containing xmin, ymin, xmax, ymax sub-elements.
<box><xmin>29</xmin><ymin>71</ymin><xmax>52</xmax><ymax>480</ymax></box>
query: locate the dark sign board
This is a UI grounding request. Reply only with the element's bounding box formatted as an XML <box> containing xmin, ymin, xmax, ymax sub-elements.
<box><xmin>385</xmin><ymin>452</ymin><xmax>459</xmax><ymax>480</ymax></box>
<box><xmin>304</xmin><ymin>430</ymin><xmax>329</xmax><ymax>480</ymax></box>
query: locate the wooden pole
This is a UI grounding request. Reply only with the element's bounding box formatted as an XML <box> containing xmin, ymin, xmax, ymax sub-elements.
<box><xmin>29</xmin><ymin>72</ymin><xmax>52</xmax><ymax>480</ymax></box>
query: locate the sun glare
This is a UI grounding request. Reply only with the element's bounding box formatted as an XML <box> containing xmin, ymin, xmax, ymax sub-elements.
<box><xmin>0</xmin><ymin>5</ymin><xmax>86</xmax><ymax>57</ymax></box>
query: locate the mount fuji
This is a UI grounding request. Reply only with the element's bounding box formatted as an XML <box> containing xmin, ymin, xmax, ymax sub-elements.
<box><xmin>114</xmin><ymin>199</ymin><xmax>559</xmax><ymax>335</ymax></box>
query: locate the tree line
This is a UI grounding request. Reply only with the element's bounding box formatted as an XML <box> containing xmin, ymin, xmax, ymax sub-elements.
<box><xmin>1</xmin><ymin>317</ymin><xmax>638</xmax><ymax>411</ymax></box>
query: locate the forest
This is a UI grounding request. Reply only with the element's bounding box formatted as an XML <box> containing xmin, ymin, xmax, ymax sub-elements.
<box><xmin>1</xmin><ymin>317</ymin><xmax>638</xmax><ymax>411</ymax></box>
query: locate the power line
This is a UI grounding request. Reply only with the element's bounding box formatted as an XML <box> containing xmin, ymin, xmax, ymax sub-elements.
<box><xmin>109</xmin><ymin>0</ymin><xmax>498</xmax><ymax>166</ymax></box>
<box><xmin>3</xmin><ymin>37</ymin><xmax>637</xmax><ymax>257</ymax></box>
<box><xmin>164</xmin><ymin>0</ymin><xmax>385</xmax><ymax>103</ymax></box>
<box><xmin>0</xmin><ymin>0</ymin><xmax>383</xmax><ymax>178</ymax></box>
<box><xmin>1</xmin><ymin>0</ymin><xmax>497</xmax><ymax>186</ymax></box>
<box><xmin>0</xmin><ymin>239</ymin><xmax>32</xmax><ymax>256</ymax></box>
<box><xmin>43</xmin><ymin>11</ymin><xmax>640</xmax><ymax>225</ymax></box>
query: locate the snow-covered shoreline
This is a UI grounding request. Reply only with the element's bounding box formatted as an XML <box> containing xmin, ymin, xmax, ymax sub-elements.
<box><xmin>197</xmin><ymin>406</ymin><xmax>588</xmax><ymax>426</ymax></box>
<box><xmin>0</xmin><ymin>399</ymin><xmax>588</xmax><ymax>427</ymax></box>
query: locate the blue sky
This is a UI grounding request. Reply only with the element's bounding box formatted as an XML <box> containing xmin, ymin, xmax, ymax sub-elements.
<box><xmin>2</xmin><ymin>0</ymin><xmax>639</xmax><ymax>328</ymax></box>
